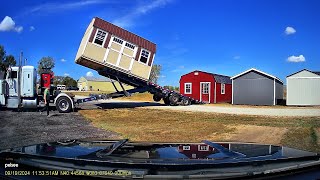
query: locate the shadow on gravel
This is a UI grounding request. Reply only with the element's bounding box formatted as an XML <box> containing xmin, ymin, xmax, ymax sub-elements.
<box><xmin>94</xmin><ymin>102</ymin><xmax>165</xmax><ymax>109</ymax></box>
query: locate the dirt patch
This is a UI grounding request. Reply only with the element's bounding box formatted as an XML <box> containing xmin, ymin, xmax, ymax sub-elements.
<box><xmin>0</xmin><ymin>110</ymin><xmax>119</xmax><ymax>150</ymax></box>
<box><xmin>222</xmin><ymin>125</ymin><xmax>288</xmax><ymax>145</ymax></box>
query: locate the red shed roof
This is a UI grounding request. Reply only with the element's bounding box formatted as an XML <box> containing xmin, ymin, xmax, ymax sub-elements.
<box><xmin>182</xmin><ymin>70</ymin><xmax>232</xmax><ymax>84</ymax></box>
<box><xmin>93</xmin><ymin>17</ymin><xmax>156</xmax><ymax>53</ymax></box>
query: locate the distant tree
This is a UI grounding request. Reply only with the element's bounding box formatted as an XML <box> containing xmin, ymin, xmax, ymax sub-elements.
<box><xmin>62</xmin><ymin>76</ymin><xmax>77</xmax><ymax>87</ymax></box>
<box><xmin>149</xmin><ymin>64</ymin><xmax>162</xmax><ymax>84</ymax></box>
<box><xmin>37</xmin><ymin>56</ymin><xmax>55</xmax><ymax>75</ymax></box>
<box><xmin>4</xmin><ymin>55</ymin><xmax>16</xmax><ymax>68</ymax></box>
<box><xmin>53</xmin><ymin>76</ymin><xmax>65</xmax><ymax>86</ymax></box>
<box><xmin>163</xmin><ymin>85</ymin><xmax>179</xmax><ymax>92</ymax></box>
<box><xmin>0</xmin><ymin>45</ymin><xmax>16</xmax><ymax>72</ymax></box>
<box><xmin>0</xmin><ymin>46</ymin><xmax>5</xmax><ymax>70</ymax></box>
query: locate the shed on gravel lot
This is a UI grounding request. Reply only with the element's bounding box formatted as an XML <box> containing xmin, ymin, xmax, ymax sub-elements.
<box><xmin>231</xmin><ymin>68</ymin><xmax>284</xmax><ymax>106</ymax></box>
<box><xmin>180</xmin><ymin>70</ymin><xmax>232</xmax><ymax>103</ymax></box>
<box><xmin>286</xmin><ymin>69</ymin><xmax>320</xmax><ymax>106</ymax></box>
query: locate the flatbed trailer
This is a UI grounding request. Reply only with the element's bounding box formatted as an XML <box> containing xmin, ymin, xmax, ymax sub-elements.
<box><xmin>76</xmin><ymin>58</ymin><xmax>202</xmax><ymax>106</ymax></box>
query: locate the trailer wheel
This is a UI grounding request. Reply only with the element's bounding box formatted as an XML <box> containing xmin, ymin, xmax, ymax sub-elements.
<box><xmin>153</xmin><ymin>94</ymin><xmax>162</xmax><ymax>102</ymax></box>
<box><xmin>168</xmin><ymin>94</ymin><xmax>179</xmax><ymax>106</ymax></box>
<box><xmin>56</xmin><ymin>96</ymin><xmax>72</xmax><ymax>113</ymax></box>
<box><xmin>163</xmin><ymin>96</ymin><xmax>170</xmax><ymax>105</ymax></box>
<box><xmin>182</xmin><ymin>98</ymin><xmax>191</xmax><ymax>106</ymax></box>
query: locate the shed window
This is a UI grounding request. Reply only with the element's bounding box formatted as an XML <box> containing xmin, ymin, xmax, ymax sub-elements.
<box><xmin>113</xmin><ymin>37</ymin><xmax>123</xmax><ymax>44</ymax></box>
<box><xmin>199</xmin><ymin>145</ymin><xmax>209</xmax><ymax>151</ymax></box>
<box><xmin>221</xmin><ymin>83</ymin><xmax>225</xmax><ymax>94</ymax></box>
<box><xmin>94</xmin><ymin>29</ymin><xmax>107</xmax><ymax>46</ymax></box>
<box><xmin>184</xmin><ymin>83</ymin><xmax>192</xmax><ymax>94</ymax></box>
<box><xmin>139</xmin><ymin>49</ymin><xmax>150</xmax><ymax>64</ymax></box>
<box><xmin>125</xmin><ymin>42</ymin><xmax>135</xmax><ymax>50</ymax></box>
<box><xmin>201</xmin><ymin>83</ymin><xmax>209</xmax><ymax>94</ymax></box>
<box><xmin>183</xmin><ymin>146</ymin><xmax>190</xmax><ymax>150</ymax></box>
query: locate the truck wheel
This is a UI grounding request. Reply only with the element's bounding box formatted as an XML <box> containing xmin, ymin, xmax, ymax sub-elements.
<box><xmin>56</xmin><ymin>96</ymin><xmax>72</xmax><ymax>113</ymax></box>
<box><xmin>182</xmin><ymin>98</ymin><xmax>191</xmax><ymax>106</ymax></box>
<box><xmin>169</xmin><ymin>94</ymin><xmax>179</xmax><ymax>106</ymax></box>
<box><xmin>153</xmin><ymin>94</ymin><xmax>162</xmax><ymax>102</ymax></box>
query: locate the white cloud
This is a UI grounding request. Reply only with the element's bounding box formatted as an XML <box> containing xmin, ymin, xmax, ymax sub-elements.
<box><xmin>0</xmin><ymin>16</ymin><xmax>23</xmax><ymax>33</ymax></box>
<box><xmin>112</xmin><ymin>0</ymin><xmax>173</xmax><ymax>28</ymax></box>
<box><xmin>86</xmin><ymin>71</ymin><xmax>94</xmax><ymax>77</ymax></box>
<box><xmin>29</xmin><ymin>26</ymin><xmax>35</xmax><ymax>31</ymax></box>
<box><xmin>171</xmin><ymin>65</ymin><xmax>186</xmax><ymax>73</ymax></box>
<box><xmin>25</xmin><ymin>0</ymin><xmax>112</xmax><ymax>15</ymax></box>
<box><xmin>285</xmin><ymin>26</ymin><xmax>296</xmax><ymax>35</ymax></box>
<box><xmin>64</xmin><ymin>73</ymin><xmax>70</xmax><ymax>76</ymax></box>
<box><xmin>287</xmin><ymin>55</ymin><xmax>305</xmax><ymax>62</ymax></box>
<box><xmin>233</xmin><ymin>56</ymin><xmax>240</xmax><ymax>60</ymax></box>
<box><xmin>61</xmin><ymin>58</ymin><xmax>66</xmax><ymax>62</ymax></box>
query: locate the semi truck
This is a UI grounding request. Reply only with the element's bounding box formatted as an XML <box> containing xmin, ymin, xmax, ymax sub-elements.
<box><xmin>0</xmin><ymin>65</ymin><xmax>95</xmax><ymax>113</ymax></box>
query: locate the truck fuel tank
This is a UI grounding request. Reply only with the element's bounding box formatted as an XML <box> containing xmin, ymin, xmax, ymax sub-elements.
<box><xmin>22</xmin><ymin>98</ymin><xmax>38</xmax><ymax>109</ymax></box>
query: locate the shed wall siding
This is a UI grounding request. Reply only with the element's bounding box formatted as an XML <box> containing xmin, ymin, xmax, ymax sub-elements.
<box><xmin>75</xmin><ymin>20</ymin><xmax>94</xmax><ymax>60</ymax></box>
<box><xmin>180</xmin><ymin>72</ymin><xmax>215</xmax><ymax>102</ymax></box>
<box><xmin>275</xmin><ymin>81</ymin><xmax>284</xmax><ymax>100</ymax></box>
<box><xmin>233</xmin><ymin>72</ymin><xmax>274</xmax><ymax>105</ymax></box>
<box><xmin>215</xmin><ymin>83</ymin><xmax>232</xmax><ymax>103</ymax></box>
<box><xmin>286</xmin><ymin>78</ymin><xmax>320</xmax><ymax>105</ymax></box>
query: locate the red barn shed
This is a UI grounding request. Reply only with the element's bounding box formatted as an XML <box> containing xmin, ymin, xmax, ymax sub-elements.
<box><xmin>180</xmin><ymin>70</ymin><xmax>232</xmax><ymax>103</ymax></box>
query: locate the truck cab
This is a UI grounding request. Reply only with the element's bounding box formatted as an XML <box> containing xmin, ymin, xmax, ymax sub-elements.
<box><xmin>1</xmin><ymin>66</ymin><xmax>37</xmax><ymax>108</ymax></box>
<box><xmin>0</xmin><ymin>66</ymin><xmax>74</xmax><ymax>113</ymax></box>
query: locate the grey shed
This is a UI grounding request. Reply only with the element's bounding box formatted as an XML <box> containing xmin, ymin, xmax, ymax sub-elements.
<box><xmin>231</xmin><ymin>68</ymin><xmax>284</xmax><ymax>106</ymax></box>
<box><xmin>286</xmin><ymin>69</ymin><xmax>320</xmax><ymax>106</ymax></box>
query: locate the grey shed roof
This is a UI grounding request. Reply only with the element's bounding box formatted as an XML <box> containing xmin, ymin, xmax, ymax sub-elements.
<box><xmin>312</xmin><ymin>71</ymin><xmax>320</xmax><ymax>75</ymax></box>
<box><xmin>84</xmin><ymin>76</ymin><xmax>111</xmax><ymax>82</ymax></box>
<box><xmin>211</xmin><ymin>74</ymin><xmax>232</xmax><ymax>84</ymax></box>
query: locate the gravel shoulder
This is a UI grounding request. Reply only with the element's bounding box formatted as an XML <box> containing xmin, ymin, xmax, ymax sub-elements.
<box><xmin>0</xmin><ymin>109</ymin><xmax>119</xmax><ymax>149</ymax></box>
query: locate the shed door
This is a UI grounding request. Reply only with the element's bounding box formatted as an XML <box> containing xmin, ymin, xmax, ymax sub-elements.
<box><xmin>200</xmin><ymin>82</ymin><xmax>210</xmax><ymax>103</ymax></box>
<box><xmin>105</xmin><ymin>36</ymin><xmax>136</xmax><ymax>71</ymax></box>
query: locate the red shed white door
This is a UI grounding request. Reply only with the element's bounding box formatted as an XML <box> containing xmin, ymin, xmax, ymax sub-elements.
<box><xmin>200</xmin><ymin>82</ymin><xmax>210</xmax><ymax>103</ymax></box>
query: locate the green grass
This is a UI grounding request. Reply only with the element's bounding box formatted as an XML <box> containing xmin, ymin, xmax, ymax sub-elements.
<box><xmin>79</xmin><ymin>108</ymin><xmax>320</xmax><ymax>152</ymax></box>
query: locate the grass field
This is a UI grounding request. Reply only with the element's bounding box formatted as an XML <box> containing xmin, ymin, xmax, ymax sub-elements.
<box><xmin>79</xmin><ymin>108</ymin><xmax>320</xmax><ymax>153</ymax></box>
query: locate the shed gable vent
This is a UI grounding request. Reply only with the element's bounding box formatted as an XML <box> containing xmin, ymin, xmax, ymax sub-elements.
<box><xmin>194</xmin><ymin>72</ymin><xmax>199</xmax><ymax>75</ymax></box>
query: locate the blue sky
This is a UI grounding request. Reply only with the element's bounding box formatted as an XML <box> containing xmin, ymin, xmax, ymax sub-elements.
<box><xmin>0</xmin><ymin>0</ymin><xmax>319</xmax><ymax>86</ymax></box>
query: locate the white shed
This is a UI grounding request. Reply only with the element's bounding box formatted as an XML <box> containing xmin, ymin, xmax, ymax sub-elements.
<box><xmin>286</xmin><ymin>69</ymin><xmax>320</xmax><ymax>106</ymax></box>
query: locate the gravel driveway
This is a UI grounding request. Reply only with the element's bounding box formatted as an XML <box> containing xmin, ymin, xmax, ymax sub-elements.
<box><xmin>0</xmin><ymin>109</ymin><xmax>118</xmax><ymax>149</ymax></box>
<box><xmin>88</xmin><ymin>99</ymin><xmax>320</xmax><ymax>117</ymax></box>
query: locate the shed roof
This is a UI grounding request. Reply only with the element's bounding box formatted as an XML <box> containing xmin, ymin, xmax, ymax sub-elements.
<box><xmin>287</xmin><ymin>69</ymin><xmax>320</xmax><ymax>77</ymax></box>
<box><xmin>81</xmin><ymin>76</ymin><xmax>111</xmax><ymax>82</ymax></box>
<box><xmin>93</xmin><ymin>17</ymin><xmax>156</xmax><ymax>53</ymax></box>
<box><xmin>190</xmin><ymin>70</ymin><xmax>232</xmax><ymax>84</ymax></box>
<box><xmin>231</xmin><ymin>68</ymin><xmax>283</xmax><ymax>83</ymax></box>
